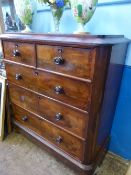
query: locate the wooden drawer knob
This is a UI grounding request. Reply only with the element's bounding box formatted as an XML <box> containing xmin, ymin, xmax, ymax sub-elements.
<box><xmin>54</xmin><ymin>86</ymin><xmax>64</xmax><ymax>94</ymax></box>
<box><xmin>55</xmin><ymin>113</ymin><xmax>63</xmax><ymax>121</ymax></box>
<box><xmin>16</xmin><ymin>74</ymin><xmax>22</xmax><ymax>80</ymax></box>
<box><xmin>15</xmin><ymin>74</ymin><xmax>22</xmax><ymax>80</ymax></box>
<box><xmin>13</xmin><ymin>49</ymin><xmax>21</xmax><ymax>57</ymax></box>
<box><xmin>22</xmin><ymin>116</ymin><xmax>28</xmax><ymax>122</ymax></box>
<box><xmin>56</xmin><ymin>136</ymin><xmax>62</xmax><ymax>144</ymax></box>
<box><xmin>54</xmin><ymin>56</ymin><xmax>64</xmax><ymax>65</ymax></box>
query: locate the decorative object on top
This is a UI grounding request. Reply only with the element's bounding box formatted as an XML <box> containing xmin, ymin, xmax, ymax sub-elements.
<box><xmin>14</xmin><ymin>0</ymin><xmax>34</xmax><ymax>32</ymax></box>
<box><xmin>38</xmin><ymin>0</ymin><xmax>69</xmax><ymax>33</ymax></box>
<box><xmin>17</xmin><ymin>17</ymin><xmax>26</xmax><ymax>31</ymax></box>
<box><xmin>70</xmin><ymin>0</ymin><xmax>98</xmax><ymax>33</ymax></box>
<box><xmin>5</xmin><ymin>12</ymin><xmax>18</xmax><ymax>32</ymax></box>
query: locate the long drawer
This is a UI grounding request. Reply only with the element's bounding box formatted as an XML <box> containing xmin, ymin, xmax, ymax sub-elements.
<box><xmin>6</xmin><ymin>63</ymin><xmax>92</xmax><ymax>111</ymax></box>
<box><xmin>3</xmin><ymin>41</ymin><xmax>36</xmax><ymax>66</ymax></box>
<box><xmin>37</xmin><ymin>45</ymin><xmax>97</xmax><ymax>80</ymax></box>
<box><xmin>9</xmin><ymin>83</ymin><xmax>38</xmax><ymax>114</ymax></box>
<box><xmin>12</xmin><ymin>105</ymin><xmax>85</xmax><ymax>161</ymax></box>
<box><xmin>9</xmin><ymin>84</ymin><xmax>88</xmax><ymax>139</ymax></box>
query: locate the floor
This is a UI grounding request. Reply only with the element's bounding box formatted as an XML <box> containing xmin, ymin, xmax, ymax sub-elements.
<box><xmin>0</xmin><ymin>132</ymin><xmax>129</xmax><ymax>175</ymax></box>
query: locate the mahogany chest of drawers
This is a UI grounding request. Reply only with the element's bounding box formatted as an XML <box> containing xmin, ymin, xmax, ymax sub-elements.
<box><xmin>0</xmin><ymin>34</ymin><xmax>129</xmax><ymax>175</ymax></box>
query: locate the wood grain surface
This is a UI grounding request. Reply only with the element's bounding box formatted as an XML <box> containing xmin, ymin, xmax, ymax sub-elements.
<box><xmin>37</xmin><ymin>45</ymin><xmax>96</xmax><ymax>80</ymax></box>
<box><xmin>3</xmin><ymin>41</ymin><xmax>36</xmax><ymax>66</ymax></box>
<box><xmin>12</xmin><ymin>105</ymin><xmax>85</xmax><ymax>161</ymax></box>
<box><xmin>5</xmin><ymin>63</ymin><xmax>92</xmax><ymax>111</ymax></box>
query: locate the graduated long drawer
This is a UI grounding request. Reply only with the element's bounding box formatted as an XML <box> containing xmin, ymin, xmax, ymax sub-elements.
<box><xmin>5</xmin><ymin>62</ymin><xmax>92</xmax><ymax>111</ymax></box>
<box><xmin>9</xmin><ymin>83</ymin><xmax>89</xmax><ymax>139</ymax></box>
<box><xmin>12</xmin><ymin>105</ymin><xmax>85</xmax><ymax>161</ymax></box>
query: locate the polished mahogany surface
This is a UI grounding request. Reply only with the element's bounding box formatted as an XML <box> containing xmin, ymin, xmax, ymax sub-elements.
<box><xmin>1</xmin><ymin>33</ymin><xmax>128</xmax><ymax>175</ymax></box>
<box><xmin>13</xmin><ymin>105</ymin><xmax>85</xmax><ymax>161</ymax></box>
<box><xmin>3</xmin><ymin>41</ymin><xmax>36</xmax><ymax>66</ymax></box>
<box><xmin>9</xmin><ymin>83</ymin><xmax>88</xmax><ymax>139</ymax></box>
<box><xmin>5</xmin><ymin>62</ymin><xmax>92</xmax><ymax>111</ymax></box>
<box><xmin>37</xmin><ymin>45</ymin><xmax>96</xmax><ymax>80</ymax></box>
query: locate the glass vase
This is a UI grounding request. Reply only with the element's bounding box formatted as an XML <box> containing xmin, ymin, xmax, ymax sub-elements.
<box><xmin>22</xmin><ymin>25</ymin><xmax>32</xmax><ymax>33</ymax></box>
<box><xmin>14</xmin><ymin>0</ymin><xmax>34</xmax><ymax>32</ymax></box>
<box><xmin>51</xmin><ymin>6</ymin><xmax>63</xmax><ymax>33</ymax></box>
<box><xmin>70</xmin><ymin>0</ymin><xmax>98</xmax><ymax>33</ymax></box>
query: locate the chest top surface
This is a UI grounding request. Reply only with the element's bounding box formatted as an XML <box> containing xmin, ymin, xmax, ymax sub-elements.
<box><xmin>0</xmin><ymin>33</ymin><xmax>129</xmax><ymax>47</ymax></box>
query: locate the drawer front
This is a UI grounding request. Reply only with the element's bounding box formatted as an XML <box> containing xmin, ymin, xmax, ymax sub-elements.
<box><xmin>3</xmin><ymin>41</ymin><xmax>36</xmax><ymax>66</ymax></box>
<box><xmin>37</xmin><ymin>45</ymin><xmax>96</xmax><ymax>80</ymax></box>
<box><xmin>38</xmin><ymin>96</ymin><xmax>88</xmax><ymax>138</ymax></box>
<box><xmin>9</xmin><ymin>83</ymin><xmax>38</xmax><ymax>114</ymax></box>
<box><xmin>9</xmin><ymin>84</ymin><xmax>88</xmax><ymax>138</ymax></box>
<box><xmin>6</xmin><ymin>63</ymin><xmax>92</xmax><ymax>111</ymax></box>
<box><xmin>13</xmin><ymin>105</ymin><xmax>85</xmax><ymax>161</ymax></box>
<box><xmin>13</xmin><ymin>105</ymin><xmax>42</xmax><ymax>136</ymax></box>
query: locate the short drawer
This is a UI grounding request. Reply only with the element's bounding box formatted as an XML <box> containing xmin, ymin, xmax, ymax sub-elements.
<box><xmin>6</xmin><ymin>63</ymin><xmax>92</xmax><ymax>111</ymax></box>
<box><xmin>9</xmin><ymin>84</ymin><xmax>88</xmax><ymax>138</ymax></box>
<box><xmin>9</xmin><ymin>83</ymin><xmax>38</xmax><ymax>114</ymax></box>
<box><xmin>3</xmin><ymin>41</ymin><xmax>36</xmax><ymax>66</ymax></box>
<box><xmin>13</xmin><ymin>105</ymin><xmax>85</xmax><ymax>161</ymax></box>
<box><xmin>37</xmin><ymin>45</ymin><xmax>97</xmax><ymax>80</ymax></box>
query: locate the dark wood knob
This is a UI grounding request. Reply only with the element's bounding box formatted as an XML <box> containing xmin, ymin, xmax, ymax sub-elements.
<box><xmin>54</xmin><ymin>86</ymin><xmax>64</xmax><ymax>94</ymax></box>
<box><xmin>22</xmin><ymin>116</ymin><xmax>28</xmax><ymax>122</ymax></box>
<box><xmin>55</xmin><ymin>113</ymin><xmax>63</xmax><ymax>121</ymax></box>
<box><xmin>16</xmin><ymin>74</ymin><xmax>22</xmax><ymax>80</ymax></box>
<box><xmin>54</xmin><ymin>56</ymin><xmax>64</xmax><ymax>65</ymax></box>
<box><xmin>56</xmin><ymin>136</ymin><xmax>62</xmax><ymax>144</ymax></box>
<box><xmin>13</xmin><ymin>49</ymin><xmax>21</xmax><ymax>57</ymax></box>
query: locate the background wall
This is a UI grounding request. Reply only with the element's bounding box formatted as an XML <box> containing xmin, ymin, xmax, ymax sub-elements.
<box><xmin>31</xmin><ymin>0</ymin><xmax>131</xmax><ymax>160</ymax></box>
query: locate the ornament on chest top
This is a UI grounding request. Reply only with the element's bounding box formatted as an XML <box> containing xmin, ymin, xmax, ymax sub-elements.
<box><xmin>38</xmin><ymin>0</ymin><xmax>69</xmax><ymax>33</ymax></box>
<box><xmin>70</xmin><ymin>0</ymin><xmax>98</xmax><ymax>33</ymax></box>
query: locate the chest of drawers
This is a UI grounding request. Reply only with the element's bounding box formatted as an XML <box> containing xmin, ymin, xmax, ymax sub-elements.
<box><xmin>0</xmin><ymin>34</ymin><xmax>129</xmax><ymax>175</ymax></box>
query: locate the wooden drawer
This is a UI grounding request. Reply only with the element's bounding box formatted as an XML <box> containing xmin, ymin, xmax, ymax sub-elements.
<box><xmin>13</xmin><ymin>105</ymin><xmax>85</xmax><ymax>161</ymax></box>
<box><xmin>9</xmin><ymin>84</ymin><xmax>38</xmax><ymax>114</ymax></box>
<box><xmin>9</xmin><ymin>84</ymin><xmax>88</xmax><ymax>138</ymax></box>
<box><xmin>37</xmin><ymin>45</ymin><xmax>96</xmax><ymax>80</ymax></box>
<box><xmin>6</xmin><ymin>63</ymin><xmax>92</xmax><ymax>111</ymax></box>
<box><xmin>38</xmin><ymin>95</ymin><xmax>88</xmax><ymax>139</ymax></box>
<box><xmin>13</xmin><ymin>105</ymin><xmax>42</xmax><ymax>136</ymax></box>
<box><xmin>3</xmin><ymin>41</ymin><xmax>36</xmax><ymax>66</ymax></box>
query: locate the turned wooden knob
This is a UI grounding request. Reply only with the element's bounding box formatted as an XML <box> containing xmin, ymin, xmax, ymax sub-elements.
<box><xmin>13</xmin><ymin>49</ymin><xmax>21</xmax><ymax>57</ymax></box>
<box><xmin>56</xmin><ymin>136</ymin><xmax>62</xmax><ymax>144</ymax></box>
<box><xmin>54</xmin><ymin>86</ymin><xmax>64</xmax><ymax>94</ymax></box>
<box><xmin>54</xmin><ymin>56</ymin><xmax>64</xmax><ymax>65</ymax></box>
<box><xmin>16</xmin><ymin>74</ymin><xmax>22</xmax><ymax>80</ymax></box>
<box><xmin>55</xmin><ymin>113</ymin><xmax>63</xmax><ymax>121</ymax></box>
<box><xmin>22</xmin><ymin>116</ymin><xmax>28</xmax><ymax>122</ymax></box>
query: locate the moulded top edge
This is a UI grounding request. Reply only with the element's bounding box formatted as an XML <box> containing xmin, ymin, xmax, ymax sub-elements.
<box><xmin>0</xmin><ymin>33</ymin><xmax>130</xmax><ymax>46</ymax></box>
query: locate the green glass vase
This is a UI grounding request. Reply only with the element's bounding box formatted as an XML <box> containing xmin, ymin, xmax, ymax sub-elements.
<box><xmin>51</xmin><ymin>6</ymin><xmax>63</xmax><ymax>33</ymax></box>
